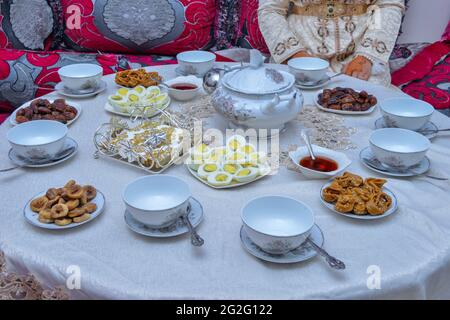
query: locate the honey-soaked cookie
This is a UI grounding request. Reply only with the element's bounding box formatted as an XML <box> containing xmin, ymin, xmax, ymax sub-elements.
<box><xmin>83</xmin><ymin>185</ymin><xmax>97</xmax><ymax>201</ymax></box>
<box><xmin>66</xmin><ymin>199</ymin><xmax>79</xmax><ymax>211</ymax></box>
<box><xmin>55</xmin><ymin>218</ymin><xmax>72</xmax><ymax>226</ymax></box>
<box><xmin>51</xmin><ymin>204</ymin><xmax>69</xmax><ymax>219</ymax></box>
<box><xmin>30</xmin><ymin>196</ymin><xmax>49</xmax><ymax>213</ymax></box>
<box><xmin>82</xmin><ymin>203</ymin><xmax>97</xmax><ymax>214</ymax></box>
<box><xmin>73</xmin><ymin>214</ymin><xmax>91</xmax><ymax>223</ymax></box>
<box><xmin>68</xmin><ymin>208</ymin><xmax>85</xmax><ymax>218</ymax></box>
<box><xmin>66</xmin><ymin>184</ymin><xmax>84</xmax><ymax>199</ymax></box>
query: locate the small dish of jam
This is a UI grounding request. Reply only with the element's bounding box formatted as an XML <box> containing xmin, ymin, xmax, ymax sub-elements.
<box><xmin>170</xmin><ymin>83</ymin><xmax>198</xmax><ymax>91</ymax></box>
<box><xmin>299</xmin><ymin>156</ymin><xmax>338</xmax><ymax>173</ymax></box>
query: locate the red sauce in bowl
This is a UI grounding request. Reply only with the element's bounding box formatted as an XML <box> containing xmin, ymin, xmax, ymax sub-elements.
<box><xmin>170</xmin><ymin>83</ymin><xmax>198</xmax><ymax>91</ymax></box>
<box><xmin>299</xmin><ymin>156</ymin><xmax>338</xmax><ymax>172</ymax></box>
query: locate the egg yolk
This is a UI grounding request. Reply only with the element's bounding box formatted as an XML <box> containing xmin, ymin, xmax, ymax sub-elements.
<box><xmin>195</xmin><ymin>144</ymin><xmax>208</xmax><ymax>153</ymax></box>
<box><xmin>118</xmin><ymin>88</ymin><xmax>128</xmax><ymax>96</ymax></box>
<box><xmin>128</xmin><ymin>94</ymin><xmax>139</xmax><ymax>102</ymax></box>
<box><xmin>242</xmin><ymin>145</ymin><xmax>255</xmax><ymax>154</ymax></box>
<box><xmin>237</xmin><ymin>169</ymin><xmax>251</xmax><ymax>176</ymax></box>
<box><xmin>223</xmin><ymin>164</ymin><xmax>238</xmax><ymax>174</ymax></box>
<box><xmin>135</xmin><ymin>87</ymin><xmax>144</xmax><ymax>93</ymax></box>
<box><xmin>215</xmin><ymin>174</ymin><xmax>229</xmax><ymax>182</ymax></box>
<box><xmin>204</xmin><ymin>164</ymin><xmax>217</xmax><ymax>172</ymax></box>
<box><xmin>229</xmin><ymin>140</ymin><xmax>240</xmax><ymax>150</ymax></box>
<box><xmin>111</xmin><ymin>95</ymin><xmax>122</xmax><ymax>100</ymax></box>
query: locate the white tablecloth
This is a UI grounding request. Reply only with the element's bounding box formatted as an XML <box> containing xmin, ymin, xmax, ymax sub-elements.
<box><xmin>1</xmin><ymin>64</ymin><xmax>450</xmax><ymax>300</ymax></box>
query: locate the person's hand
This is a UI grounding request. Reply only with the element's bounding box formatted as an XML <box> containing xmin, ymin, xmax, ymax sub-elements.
<box><xmin>283</xmin><ymin>50</ymin><xmax>311</xmax><ymax>64</ymax></box>
<box><xmin>343</xmin><ymin>56</ymin><xmax>372</xmax><ymax>81</ymax></box>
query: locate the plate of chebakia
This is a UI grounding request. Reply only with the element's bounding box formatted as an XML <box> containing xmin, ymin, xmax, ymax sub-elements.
<box><xmin>320</xmin><ymin>172</ymin><xmax>398</xmax><ymax>220</ymax></box>
<box><xmin>185</xmin><ymin>135</ymin><xmax>272</xmax><ymax>189</ymax></box>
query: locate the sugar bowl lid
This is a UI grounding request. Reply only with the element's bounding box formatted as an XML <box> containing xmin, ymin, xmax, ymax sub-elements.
<box><xmin>222</xmin><ymin>50</ymin><xmax>295</xmax><ymax>95</ymax></box>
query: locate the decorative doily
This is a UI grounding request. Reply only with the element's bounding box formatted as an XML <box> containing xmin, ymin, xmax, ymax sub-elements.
<box><xmin>294</xmin><ymin>105</ymin><xmax>357</xmax><ymax>151</ymax></box>
<box><xmin>0</xmin><ymin>250</ymin><xmax>69</xmax><ymax>300</ymax></box>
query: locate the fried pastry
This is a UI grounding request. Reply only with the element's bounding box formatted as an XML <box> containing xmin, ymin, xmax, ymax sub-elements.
<box><xmin>73</xmin><ymin>214</ymin><xmax>91</xmax><ymax>223</ymax></box>
<box><xmin>30</xmin><ymin>196</ymin><xmax>49</xmax><ymax>213</ymax></box>
<box><xmin>322</xmin><ymin>172</ymin><xmax>392</xmax><ymax>216</ymax></box>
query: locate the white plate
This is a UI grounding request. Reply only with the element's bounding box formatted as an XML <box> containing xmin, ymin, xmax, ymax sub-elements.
<box><xmin>24</xmin><ymin>189</ymin><xmax>105</xmax><ymax>230</ymax></box>
<box><xmin>186</xmin><ymin>165</ymin><xmax>271</xmax><ymax>189</ymax></box>
<box><xmin>9</xmin><ymin>100</ymin><xmax>82</xmax><ymax>126</ymax></box>
<box><xmin>124</xmin><ymin>197</ymin><xmax>203</xmax><ymax>238</ymax></box>
<box><xmin>320</xmin><ymin>180</ymin><xmax>398</xmax><ymax>220</ymax></box>
<box><xmin>240</xmin><ymin>224</ymin><xmax>324</xmax><ymax>264</ymax></box>
<box><xmin>104</xmin><ymin>96</ymin><xmax>171</xmax><ymax>118</ymax></box>
<box><xmin>9</xmin><ymin>137</ymin><xmax>78</xmax><ymax>168</ymax></box>
<box><xmin>55</xmin><ymin>80</ymin><xmax>107</xmax><ymax>98</ymax></box>
<box><xmin>314</xmin><ymin>91</ymin><xmax>377</xmax><ymax>115</ymax></box>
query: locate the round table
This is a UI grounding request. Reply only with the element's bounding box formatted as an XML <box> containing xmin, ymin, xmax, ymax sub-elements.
<box><xmin>1</xmin><ymin>63</ymin><xmax>450</xmax><ymax>299</ymax></box>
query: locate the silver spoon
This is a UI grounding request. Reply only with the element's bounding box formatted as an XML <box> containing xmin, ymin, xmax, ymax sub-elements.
<box><xmin>363</xmin><ymin>157</ymin><xmax>448</xmax><ymax>181</ymax></box>
<box><xmin>306</xmin><ymin>237</ymin><xmax>346</xmax><ymax>270</ymax></box>
<box><xmin>418</xmin><ymin>128</ymin><xmax>450</xmax><ymax>134</ymax></box>
<box><xmin>300</xmin><ymin>129</ymin><xmax>316</xmax><ymax>161</ymax></box>
<box><xmin>180</xmin><ymin>204</ymin><xmax>204</xmax><ymax>247</ymax></box>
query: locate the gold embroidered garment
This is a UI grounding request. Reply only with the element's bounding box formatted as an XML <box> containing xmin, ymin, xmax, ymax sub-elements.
<box><xmin>258</xmin><ymin>0</ymin><xmax>405</xmax><ymax>85</ymax></box>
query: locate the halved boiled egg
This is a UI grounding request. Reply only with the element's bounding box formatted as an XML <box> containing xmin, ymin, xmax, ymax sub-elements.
<box><xmin>197</xmin><ymin>163</ymin><xmax>220</xmax><ymax>179</ymax></box>
<box><xmin>146</xmin><ymin>86</ymin><xmax>161</xmax><ymax>98</ymax></box>
<box><xmin>240</xmin><ymin>144</ymin><xmax>256</xmax><ymax>155</ymax></box>
<box><xmin>208</xmin><ymin>147</ymin><xmax>227</xmax><ymax>162</ymax></box>
<box><xmin>117</xmin><ymin>87</ymin><xmax>130</xmax><ymax>96</ymax></box>
<box><xmin>222</xmin><ymin>163</ymin><xmax>242</xmax><ymax>175</ymax></box>
<box><xmin>233</xmin><ymin>167</ymin><xmax>259</xmax><ymax>183</ymax></box>
<box><xmin>226</xmin><ymin>135</ymin><xmax>246</xmax><ymax>152</ymax></box>
<box><xmin>226</xmin><ymin>151</ymin><xmax>246</xmax><ymax>164</ymax></box>
<box><xmin>187</xmin><ymin>149</ymin><xmax>210</xmax><ymax>170</ymax></box>
<box><xmin>127</xmin><ymin>93</ymin><xmax>141</xmax><ymax>104</ymax></box>
<box><xmin>242</xmin><ymin>151</ymin><xmax>268</xmax><ymax>166</ymax></box>
<box><xmin>108</xmin><ymin>94</ymin><xmax>128</xmax><ymax>108</ymax></box>
<box><xmin>207</xmin><ymin>172</ymin><xmax>233</xmax><ymax>187</ymax></box>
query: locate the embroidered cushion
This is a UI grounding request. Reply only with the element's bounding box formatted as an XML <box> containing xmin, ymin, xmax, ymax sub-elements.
<box><xmin>61</xmin><ymin>0</ymin><xmax>216</xmax><ymax>55</ymax></box>
<box><xmin>0</xmin><ymin>0</ymin><xmax>63</xmax><ymax>50</ymax></box>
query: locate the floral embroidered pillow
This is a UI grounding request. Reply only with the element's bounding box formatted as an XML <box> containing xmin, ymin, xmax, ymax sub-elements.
<box><xmin>61</xmin><ymin>0</ymin><xmax>216</xmax><ymax>55</ymax></box>
<box><xmin>0</xmin><ymin>0</ymin><xmax>63</xmax><ymax>50</ymax></box>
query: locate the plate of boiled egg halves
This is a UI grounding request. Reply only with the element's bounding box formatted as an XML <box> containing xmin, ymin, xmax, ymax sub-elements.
<box><xmin>185</xmin><ymin>135</ymin><xmax>272</xmax><ymax>189</ymax></box>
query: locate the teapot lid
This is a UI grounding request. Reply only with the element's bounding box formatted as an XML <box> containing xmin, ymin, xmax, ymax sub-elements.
<box><xmin>222</xmin><ymin>50</ymin><xmax>294</xmax><ymax>95</ymax></box>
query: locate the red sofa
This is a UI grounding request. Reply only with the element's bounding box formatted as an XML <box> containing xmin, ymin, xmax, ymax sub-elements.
<box><xmin>1</xmin><ymin>0</ymin><xmax>448</xmax><ymax>124</ymax></box>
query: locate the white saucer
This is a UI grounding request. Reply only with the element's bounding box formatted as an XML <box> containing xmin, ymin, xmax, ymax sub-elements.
<box><xmin>360</xmin><ymin>146</ymin><xmax>430</xmax><ymax>177</ymax></box>
<box><xmin>24</xmin><ymin>190</ymin><xmax>105</xmax><ymax>230</ymax></box>
<box><xmin>320</xmin><ymin>179</ymin><xmax>398</xmax><ymax>220</ymax></box>
<box><xmin>374</xmin><ymin>118</ymin><xmax>439</xmax><ymax>140</ymax></box>
<box><xmin>240</xmin><ymin>224</ymin><xmax>323</xmax><ymax>264</ymax></box>
<box><xmin>295</xmin><ymin>76</ymin><xmax>331</xmax><ymax>90</ymax></box>
<box><xmin>8</xmin><ymin>137</ymin><xmax>78</xmax><ymax>168</ymax></box>
<box><xmin>55</xmin><ymin>80</ymin><xmax>107</xmax><ymax>98</ymax></box>
<box><xmin>9</xmin><ymin>100</ymin><xmax>82</xmax><ymax>126</ymax></box>
<box><xmin>124</xmin><ymin>197</ymin><xmax>204</xmax><ymax>238</ymax></box>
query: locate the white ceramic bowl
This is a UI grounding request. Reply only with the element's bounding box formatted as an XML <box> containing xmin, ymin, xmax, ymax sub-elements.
<box><xmin>123</xmin><ymin>175</ymin><xmax>191</xmax><ymax>228</ymax></box>
<box><xmin>369</xmin><ymin>128</ymin><xmax>430</xmax><ymax>168</ymax></box>
<box><xmin>165</xmin><ymin>75</ymin><xmax>201</xmax><ymax>101</ymax></box>
<box><xmin>289</xmin><ymin>145</ymin><xmax>352</xmax><ymax>179</ymax></box>
<box><xmin>58</xmin><ymin>63</ymin><xmax>103</xmax><ymax>91</ymax></box>
<box><xmin>380</xmin><ymin>97</ymin><xmax>434</xmax><ymax>131</ymax></box>
<box><xmin>176</xmin><ymin>50</ymin><xmax>216</xmax><ymax>76</ymax></box>
<box><xmin>242</xmin><ymin>196</ymin><xmax>314</xmax><ymax>254</ymax></box>
<box><xmin>7</xmin><ymin>120</ymin><xmax>68</xmax><ymax>160</ymax></box>
<box><xmin>288</xmin><ymin>57</ymin><xmax>329</xmax><ymax>83</ymax></box>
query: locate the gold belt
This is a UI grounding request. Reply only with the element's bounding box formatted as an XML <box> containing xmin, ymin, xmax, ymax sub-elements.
<box><xmin>291</xmin><ymin>3</ymin><xmax>369</xmax><ymax>18</ymax></box>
